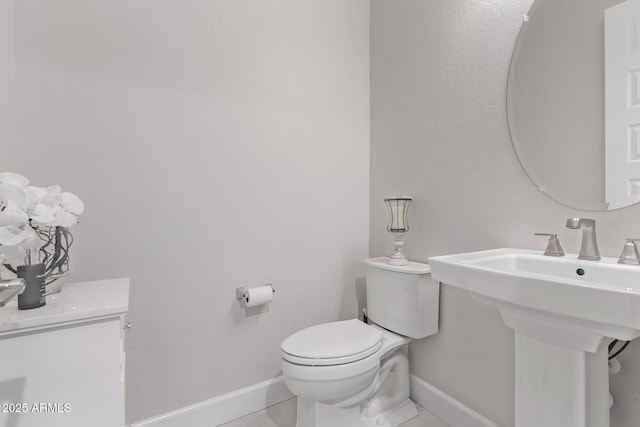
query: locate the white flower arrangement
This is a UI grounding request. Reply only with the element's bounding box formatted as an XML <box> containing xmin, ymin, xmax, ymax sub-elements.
<box><xmin>0</xmin><ymin>172</ymin><xmax>84</xmax><ymax>270</ymax></box>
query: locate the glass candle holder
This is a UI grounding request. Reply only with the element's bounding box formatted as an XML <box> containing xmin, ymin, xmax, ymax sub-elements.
<box><xmin>384</xmin><ymin>197</ymin><xmax>412</xmax><ymax>265</ymax></box>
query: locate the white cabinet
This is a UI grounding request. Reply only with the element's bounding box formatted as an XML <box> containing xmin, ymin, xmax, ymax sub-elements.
<box><xmin>0</xmin><ymin>278</ymin><xmax>129</xmax><ymax>427</ymax></box>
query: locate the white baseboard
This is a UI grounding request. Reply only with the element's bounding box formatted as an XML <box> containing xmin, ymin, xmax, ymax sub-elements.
<box><xmin>409</xmin><ymin>375</ymin><xmax>500</xmax><ymax>427</ymax></box>
<box><xmin>130</xmin><ymin>376</ymin><xmax>295</xmax><ymax>427</ymax></box>
<box><xmin>130</xmin><ymin>373</ymin><xmax>497</xmax><ymax>427</ymax></box>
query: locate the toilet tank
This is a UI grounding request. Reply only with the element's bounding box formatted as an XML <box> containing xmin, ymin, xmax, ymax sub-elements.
<box><xmin>364</xmin><ymin>257</ymin><xmax>439</xmax><ymax>339</ymax></box>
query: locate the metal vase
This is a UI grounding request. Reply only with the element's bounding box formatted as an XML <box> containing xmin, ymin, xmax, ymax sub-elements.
<box><xmin>17</xmin><ymin>263</ymin><xmax>46</xmax><ymax>310</ymax></box>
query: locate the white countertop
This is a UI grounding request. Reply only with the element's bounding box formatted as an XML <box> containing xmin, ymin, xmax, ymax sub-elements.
<box><xmin>0</xmin><ymin>277</ymin><xmax>129</xmax><ymax>335</ymax></box>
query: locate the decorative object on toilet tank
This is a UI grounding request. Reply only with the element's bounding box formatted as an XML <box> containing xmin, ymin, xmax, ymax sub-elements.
<box><xmin>0</xmin><ymin>172</ymin><xmax>84</xmax><ymax>304</ymax></box>
<box><xmin>384</xmin><ymin>196</ymin><xmax>411</xmax><ymax>266</ymax></box>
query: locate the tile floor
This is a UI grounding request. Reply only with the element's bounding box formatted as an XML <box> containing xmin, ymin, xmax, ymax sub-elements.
<box><xmin>218</xmin><ymin>398</ymin><xmax>449</xmax><ymax>427</ymax></box>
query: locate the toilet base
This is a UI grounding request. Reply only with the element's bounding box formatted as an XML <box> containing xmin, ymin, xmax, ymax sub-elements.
<box><xmin>296</xmin><ymin>397</ymin><xmax>418</xmax><ymax>427</ymax></box>
<box><xmin>289</xmin><ymin>332</ymin><xmax>416</xmax><ymax>427</ymax></box>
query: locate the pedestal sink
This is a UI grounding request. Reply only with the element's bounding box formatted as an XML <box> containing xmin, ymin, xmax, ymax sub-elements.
<box><xmin>428</xmin><ymin>248</ymin><xmax>640</xmax><ymax>427</ymax></box>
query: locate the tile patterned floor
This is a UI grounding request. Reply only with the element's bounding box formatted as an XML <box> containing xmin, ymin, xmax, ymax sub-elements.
<box><xmin>218</xmin><ymin>398</ymin><xmax>449</xmax><ymax>427</ymax></box>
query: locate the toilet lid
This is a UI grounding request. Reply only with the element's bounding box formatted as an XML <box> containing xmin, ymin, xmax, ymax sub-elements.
<box><xmin>281</xmin><ymin>319</ymin><xmax>383</xmax><ymax>365</ymax></box>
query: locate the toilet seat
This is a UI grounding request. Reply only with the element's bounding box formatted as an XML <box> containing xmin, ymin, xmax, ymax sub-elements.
<box><xmin>281</xmin><ymin>319</ymin><xmax>383</xmax><ymax>366</ymax></box>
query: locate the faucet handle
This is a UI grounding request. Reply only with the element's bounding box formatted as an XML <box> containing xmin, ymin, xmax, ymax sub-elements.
<box><xmin>535</xmin><ymin>233</ymin><xmax>565</xmax><ymax>257</ymax></box>
<box><xmin>618</xmin><ymin>238</ymin><xmax>640</xmax><ymax>265</ymax></box>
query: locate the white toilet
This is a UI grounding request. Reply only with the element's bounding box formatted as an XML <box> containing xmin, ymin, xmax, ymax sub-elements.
<box><xmin>281</xmin><ymin>257</ymin><xmax>439</xmax><ymax>427</ymax></box>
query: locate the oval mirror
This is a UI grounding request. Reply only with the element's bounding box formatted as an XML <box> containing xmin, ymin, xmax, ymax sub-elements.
<box><xmin>507</xmin><ymin>0</ymin><xmax>639</xmax><ymax>211</ymax></box>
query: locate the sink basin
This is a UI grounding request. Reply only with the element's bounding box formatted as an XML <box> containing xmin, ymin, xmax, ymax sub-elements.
<box><xmin>428</xmin><ymin>248</ymin><xmax>640</xmax><ymax>427</ymax></box>
<box><xmin>428</xmin><ymin>248</ymin><xmax>640</xmax><ymax>341</ymax></box>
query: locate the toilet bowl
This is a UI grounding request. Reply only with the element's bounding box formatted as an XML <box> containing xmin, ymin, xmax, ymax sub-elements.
<box><xmin>280</xmin><ymin>258</ymin><xmax>440</xmax><ymax>427</ymax></box>
<box><xmin>281</xmin><ymin>320</ymin><xmax>415</xmax><ymax>427</ymax></box>
<box><xmin>282</xmin><ymin>319</ymin><xmax>383</xmax><ymax>405</ymax></box>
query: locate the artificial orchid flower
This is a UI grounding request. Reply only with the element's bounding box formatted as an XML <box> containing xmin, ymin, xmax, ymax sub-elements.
<box><xmin>0</xmin><ymin>172</ymin><xmax>84</xmax><ymax>270</ymax></box>
<box><xmin>0</xmin><ymin>172</ymin><xmax>29</xmax><ymax>190</ymax></box>
<box><xmin>25</xmin><ymin>186</ymin><xmax>84</xmax><ymax>228</ymax></box>
<box><xmin>0</xmin><ymin>181</ymin><xmax>30</xmax><ymax>248</ymax></box>
<box><xmin>0</xmin><ymin>183</ymin><xmax>26</xmax><ymax>211</ymax></box>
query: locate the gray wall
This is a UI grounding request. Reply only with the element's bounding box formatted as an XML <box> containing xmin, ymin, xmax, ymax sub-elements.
<box><xmin>8</xmin><ymin>1</ymin><xmax>640</xmax><ymax>425</ymax></box>
<box><xmin>0</xmin><ymin>0</ymin><xmax>13</xmax><ymax>170</ymax></box>
<box><xmin>11</xmin><ymin>0</ymin><xmax>370</xmax><ymax>423</ymax></box>
<box><xmin>371</xmin><ymin>1</ymin><xmax>640</xmax><ymax>426</ymax></box>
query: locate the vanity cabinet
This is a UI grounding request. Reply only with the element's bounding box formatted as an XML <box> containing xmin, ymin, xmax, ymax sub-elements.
<box><xmin>0</xmin><ymin>278</ymin><xmax>129</xmax><ymax>427</ymax></box>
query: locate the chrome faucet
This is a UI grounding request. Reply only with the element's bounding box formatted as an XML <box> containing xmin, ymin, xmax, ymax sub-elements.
<box><xmin>566</xmin><ymin>218</ymin><xmax>601</xmax><ymax>260</ymax></box>
<box><xmin>0</xmin><ymin>278</ymin><xmax>26</xmax><ymax>307</ymax></box>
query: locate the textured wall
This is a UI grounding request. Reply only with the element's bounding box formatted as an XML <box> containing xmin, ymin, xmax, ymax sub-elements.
<box><xmin>0</xmin><ymin>0</ymin><xmax>13</xmax><ymax>170</ymax></box>
<box><xmin>10</xmin><ymin>1</ymin><xmax>640</xmax><ymax>425</ymax></box>
<box><xmin>12</xmin><ymin>0</ymin><xmax>369</xmax><ymax>423</ymax></box>
<box><xmin>371</xmin><ymin>1</ymin><xmax>640</xmax><ymax>426</ymax></box>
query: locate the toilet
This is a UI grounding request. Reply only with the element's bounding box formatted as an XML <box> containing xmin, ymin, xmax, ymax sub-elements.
<box><xmin>281</xmin><ymin>257</ymin><xmax>439</xmax><ymax>427</ymax></box>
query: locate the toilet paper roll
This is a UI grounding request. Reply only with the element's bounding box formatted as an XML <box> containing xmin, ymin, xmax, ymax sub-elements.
<box><xmin>245</xmin><ymin>285</ymin><xmax>274</xmax><ymax>307</ymax></box>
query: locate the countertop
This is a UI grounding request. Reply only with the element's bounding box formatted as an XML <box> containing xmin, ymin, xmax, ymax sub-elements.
<box><xmin>0</xmin><ymin>277</ymin><xmax>129</xmax><ymax>335</ymax></box>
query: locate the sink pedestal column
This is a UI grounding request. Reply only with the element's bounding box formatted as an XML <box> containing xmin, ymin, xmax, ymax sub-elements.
<box><xmin>515</xmin><ymin>332</ymin><xmax>609</xmax><ymax>427</ymax></box>
<box><xmin>498</xmin><ymin>308</ymin><xmax>612</xmax><ymax>427</ymax></box>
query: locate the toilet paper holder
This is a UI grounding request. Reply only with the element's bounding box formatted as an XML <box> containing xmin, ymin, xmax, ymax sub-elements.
<box><xmin>235</xmin><ymin>284</ymin><xmax>275</xmax><ymax>301</ymax></box>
